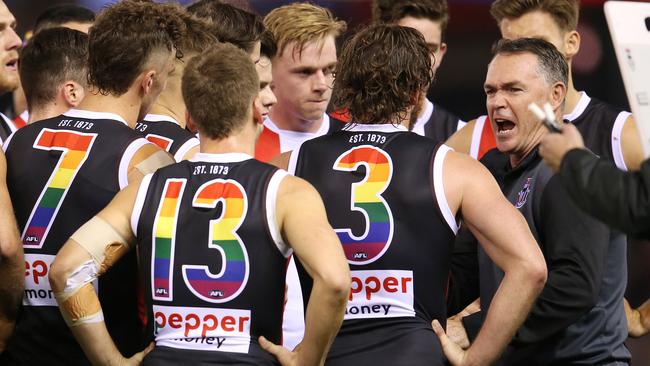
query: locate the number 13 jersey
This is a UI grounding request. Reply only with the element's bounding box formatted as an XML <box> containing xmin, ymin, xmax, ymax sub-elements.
<box><xmin>132</xmin><ymin>153</ymin><xmax>289</xmax><ymax>365</ymax></box>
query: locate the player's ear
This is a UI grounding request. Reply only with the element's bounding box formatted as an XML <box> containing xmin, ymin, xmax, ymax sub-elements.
<box><xmin>62</xmin><ymin>80</ymin><xmax>85</xmax><ymax>107</ymax></box>
<box><xmin>141</xmin><ymin>70</ymin><xmax>156</xmax><ymax>96</ymax></box>
<box><xmin>564</xmin><ymin>30</ymin><xmax>580</xmax><ymax>59</ymax></box>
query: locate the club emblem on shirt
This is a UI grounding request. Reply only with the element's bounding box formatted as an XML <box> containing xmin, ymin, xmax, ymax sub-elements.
<box><xmin>515</xmin><ymin>178</ymin><xmax>533</xmax><ymax>209</ymax></box>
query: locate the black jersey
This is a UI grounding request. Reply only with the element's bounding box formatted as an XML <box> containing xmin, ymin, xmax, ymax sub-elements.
<box><xmin>565</xmin><ymin>92</ymin><xmax>631</xmax><ymax>170</ymax></box>
<box><xmin>0</xmin><ymin>113</ymin><xmax>17</xmax><ymax>144</ymax></box>
<box><xmin>290</xmin><ymin>123</ymin><xmax>458</xmax><ymax>365</ymax></box>
<box><xmin>132</xmin><ymin>153</ymin><xmax>288</xmax><ymax>365</ymax></box>
<box><xmin>1</xmin><ymin>109</ymin><xmax>151</xmax><ymax>366</ymax></box>
<box><xmin>135</xmin><ymin>114</ymin><xmax>199</xmax><ymax>162</ymax></box>
<box><xmin>411</xmin><ymin>99</ymin><xmax>465</xmax><ymax>144</ymax></box>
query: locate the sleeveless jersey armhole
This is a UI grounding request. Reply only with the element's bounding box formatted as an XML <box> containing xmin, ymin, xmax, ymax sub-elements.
<box><xmin>469</xmin><ymin>116</ymin><xmax>486</xmax><ymax>159</ymax></box>
<box><xmin>433</xmin><ymin>144</ymin><xmax>460</xmax><ymax>234</ymax></box>
<box><xmin>118</xmin><ymin>138</ymin><xmax>151</xmax><ymax>189</ymax></box>
<box><xmin>611</xmin><ymin>111</ymin><xmax>631</xmax><ymax>171</ymax></box>
<box><xmin>266</xmin><ymin>169</ymin><xmax>291</xmax><ymax>257</ymax></box>
<box><xmin>130</xmin><ymin>173</ymin><xmax>154</xmax><ymax>237</ymax></box>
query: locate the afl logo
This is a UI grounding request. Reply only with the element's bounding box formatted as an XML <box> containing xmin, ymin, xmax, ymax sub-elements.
<box><xmin>515</xmin><ymin>178</ymin><xmax>533</xmax><ymax>209</ymax></box>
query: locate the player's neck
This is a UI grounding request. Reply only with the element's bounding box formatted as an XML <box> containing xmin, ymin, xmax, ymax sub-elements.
<box><xmin>77</xmin><ymin>91</ymin><xmax>140</xmax><ymax>128</ymax></box>
<box><xmin>269</xmin><ymin>104</ymin><xmax>323</xmax><ymax>133</ymax></box>
<box><xmin>28</xmin><ymin>102</ymin><xmax>68</xmax><ymax>124</ymax></box>
<box><xmin>148</xmin><ymin>103</ymin><xmax>186</xmax><ymax>129</ymax></box>
<box><xmin>564</xmin><ymin>68</ymin><xmax>581</xmax><ymax>116</ymax></box>
<box><xmin>199</xmin><ymin>121</ymin><xmax>257</xmax><ymax>157</ymax></box>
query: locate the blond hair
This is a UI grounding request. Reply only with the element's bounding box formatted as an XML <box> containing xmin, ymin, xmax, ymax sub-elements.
<box><xmin>490</xmin><ymin>0</ymin><xmax>579</xmax><ymax>32</ymax></box>
<box><xmin>264</xmin><ymin>3</ymin><xmax>346</xmax><ymax>57</ymax></box>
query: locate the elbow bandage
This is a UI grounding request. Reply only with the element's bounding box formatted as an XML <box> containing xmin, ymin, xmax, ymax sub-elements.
<box><xmin>54</xmin><ymin>217</ymin><xmax>132</xmax><ymax>326</ymax></box>
<box><xmin>135</xmin><ymin>150</ymin><xmax>173</xmax><ymax>175</ymax></box>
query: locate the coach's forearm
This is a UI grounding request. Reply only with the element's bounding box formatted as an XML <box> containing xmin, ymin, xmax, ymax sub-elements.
<box><xmin>300</xmin><ymin>276</ymin><xmax>349</xmax><ymax>366</ymax></box>
<box><xmin>465</xmin><ymin>262</ymin><xmax>545</xmax><ymax>365</ymax></box>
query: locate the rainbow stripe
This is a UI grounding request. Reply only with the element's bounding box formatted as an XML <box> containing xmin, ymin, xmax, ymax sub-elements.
<box><xmin>334</xmin><ymin>146</ymin><xmax>394</xmax><ymax>264</ymax></box>
<box><xmin>23</xmin><ymin>129</ymin><xmax>97</xmax><ymax>249</ymax></box>
<box><xmin>182</xmin><ymin>179</ymin><xmax>249</xmax><ymax>303</ymax></box>
<box><xmin>152</xmin><ymin>179</ymin><xmax>186</xmax><ymax>301</ymax></box>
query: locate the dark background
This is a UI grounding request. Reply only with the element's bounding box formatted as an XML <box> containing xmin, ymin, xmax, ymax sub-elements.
<box><xmin>4</xmin><ymin>0</ymin><xmax>650</xmax><ymax>363</ymax></box>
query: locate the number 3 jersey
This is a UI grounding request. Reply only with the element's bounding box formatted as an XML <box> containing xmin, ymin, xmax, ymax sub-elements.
<box><xmin>132</xmin><ymin>153</ymin><xmax>289</xmax><ymax>365</ymax></box>
<box><xmin>290</xmin><ymin>124</ymin><xmax>459</xmax><ymax>365</ymax></box>
<box><xmin>1</xmin><ymin>109</ymin><xmax>153</xmax><ymax>366</ymax></box>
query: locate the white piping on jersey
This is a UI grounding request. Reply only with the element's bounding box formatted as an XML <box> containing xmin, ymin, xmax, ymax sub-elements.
<box><xmin>130</xmin><ymin>173</ymin><xmax>153</xmax><ymax>237</ymax></box>
<box><xmin>563</xmin><ymin>92</ymin><xmax>590</xmax><ymax>122</ymax></box>
<box><xmin>2</xmin><ymin>130</ymin><xmax>15</xmax><ymax>152</ymax></box>
<box><xmin>64</xmin><ymin>108</ymin><xmax>128</xmax><ymax>126</ymax></box>
<box><xmin>143</xmin><ymin>114</ymin><xmax>181</xmax><ymax>126</ymax></box>
<box><xmin>190</xmin><ymin>152</ymin><xmax>252</xmax><ymax>163</ymax></box>
<box><xmin>343</xmin><ymin>123</ymin><xmax>408</xmax><ymax>133</ymax></box>
<box><xmin>469</xmin><ymin>115</ymin><xmax>487</xmax><ymax>159</ymax></box>
<box><xmin>287</xmin><ymin>144</ymin><xmax>301</xmax><ymax>176</ymax></box>
<box><xmin>264</xmin><ymin>114</ymin><xmax>331</xmax><ymax>154</ymax></box>
<box><xmin>612</xmin><ymin>111</ymin><xmax>631</xmax><ymax>171</ymax></box>
<box><xmin>118</xmin><ymin>138</ymin><xmax>150</xmax><ymax>189</ymax></box>
<box><xmin>173</xmin><ymin>138</ymin><xmax>200</xmax><ymax>162</ymax></box>
<box><xmin>1</xmin><ymin>113</ymin><xmax>17</xmax><ymax>133</ymax></box>
<box><xmin>18</xmin><ymin>110</ymin><xmax>29</xmax><ymax>123</ymax></box>
<box><xmin>433</xmin><ymin>144</ymin><xmax>459</xmax><ymax>234</ymax></box>
<box><xmin>457</xmin><ymin>120</ymin><xmax>467</xmax><ymax>131</ymax></box>
<box><xmin>266</xmin><ymin>170</ymin><xmax>291</xmax><ymax>257</ymax></box>
<box><xmin>411</xmin><ymin>98</ymin><xmax>434</xmax><ymax>136</ymax></box>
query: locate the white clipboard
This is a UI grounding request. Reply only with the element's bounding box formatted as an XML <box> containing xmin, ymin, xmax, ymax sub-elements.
<box><xmin>605</xmin><ymin>1</ymin><xmax>650</xmax><ymax>158</ymax></box>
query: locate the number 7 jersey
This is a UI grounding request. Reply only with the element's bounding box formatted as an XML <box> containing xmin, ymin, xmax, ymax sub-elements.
<box><xmin>131</xmin><ymin>153</ymin><xmax>290</xmax><ymax>365</ymax></box>
<box><xmin>2</xmin><ymin>109</ymin><xmax>153</xmax><ymax>366</ymax></box>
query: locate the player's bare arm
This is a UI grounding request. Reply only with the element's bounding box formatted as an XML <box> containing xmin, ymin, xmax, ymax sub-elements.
<box><xmin>49</xmin><ymin>181</ymin><xmax>152</xmax><ymax>366</ymax></box>
<box><xmin>0</xmin><ymin>149</ymin><xmax>23</xmax><ymax>352</ymax></box>
<box><xmin>621</xmin><ymin>115</ymin><xmax>645</xmax><ymax>171</ymax></box>
<box><xmin>444</xmin><ymin>119</ymin><xmax>476</xmax><ymax>154</ymax></box>
<box><xmin>434</xmin><ymin>151</ymin><xmax>547</xmax><ymax>366</ymax></box>
<box><xmin>126</xmin><ymin>142</ymin><xmax>174</xmax><ymax>185</ymax></box>
<box><xmin>260</xmin><ymin>175</ymin><xmax>350</xmax><ymax>366</ymax></box>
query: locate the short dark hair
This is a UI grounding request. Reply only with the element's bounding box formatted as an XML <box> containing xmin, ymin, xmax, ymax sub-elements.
<box><xmin>259</xmin><ymin>30</ymin><xmax>276</xmax><ymax>59</ymax></box>
<box><xmin>183</xmin><ymin>43</ymin><xmax>259</xmax><ymax>139</ymax></box>
<box><xmin>20</xmin><ymin>27</ymin><xmax>88</xmax><ymax>109</ymax></box>
<box><xmin>387</xmin><ymin>1</ymin><xmax>449</xmax><ymax>41</ymax></box>
<box><xmin>178</xmin><ymin>12</ymin><xmax>219</xmax><ymax>55</ymax></box>
<box><xmin>187</xmin><ymin>1</ymin><xmax>263</xmax><ymax>54</ymax></box>
<box><xmin>34</xmin><ymin>4</ymin><xmax>95</xmax><ymax>34</ymax></box>
<box><xmin>492</xmin><ymin>37</ymin><xmax>568</xmax><ymax>86</ymax></box>
<box><xmin>88</xmin><ymin>1</ymin><xmax>184</xmax><ymax>96</ymax></box>
<box><xmin>334</xmin><ymin>24</ymin><xmax>432</xmax><ymax>124</ymax></box>
<box><xmin>490</xmin><ymin>0</ymin><xmax>579</xmax><ymax>32</ymax></box>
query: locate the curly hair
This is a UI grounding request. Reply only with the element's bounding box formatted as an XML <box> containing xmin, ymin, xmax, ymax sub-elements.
<box><xmin>333</xmin><ymin>24</ymin><xmax>432</xmax><ymax>124</ymax></box>
<box><xmin>88</xmin><ymin>1</ymin><xmax>185</xmax><ymax>96</ymax></box>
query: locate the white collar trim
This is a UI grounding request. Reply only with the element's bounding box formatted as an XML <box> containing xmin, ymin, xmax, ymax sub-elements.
<box><xmin>64</xmin><ymin>108</ymin><xmax>128</xmax><ymax>126</ymax></box>
<box><xmin>190</xmin><ymin>152</ymin><xmax>252</xmax><ymax>163</ymax></box>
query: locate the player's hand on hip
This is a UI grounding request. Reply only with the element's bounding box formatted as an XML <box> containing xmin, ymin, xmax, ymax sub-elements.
<box><xmin>446</xmin><ymin>315</ymin><xmax>470</xmax><ymax>349</ymax></box>
<box><xmin>259</xmin><ymin>335</ymin><xmax>299</xmax><ymax>366</ymax></box>
<box><xmin>432</xmin><ymin>319</ymin><xmax>468</xmax><ymax>366</ymax></box>
<box><xmin>539</xmin><ymin>123</ymin><xmax>585</xmax><ymax>172</ymax></box>
<box><xmin>121</xmin><ymin>342</ymin><xmax>154</xmax><ymax>366</ymax></box>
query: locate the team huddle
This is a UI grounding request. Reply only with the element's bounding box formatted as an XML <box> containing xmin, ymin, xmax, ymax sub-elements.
<box><xmin>0</xmin><ymin>0</ymin><xmax>644</xmax><ymax>365</ymax></box>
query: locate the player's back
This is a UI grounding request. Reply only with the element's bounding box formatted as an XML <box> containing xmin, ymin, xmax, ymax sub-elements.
<box><xmin>132</xmin><ymin>153</ymin><xmax>289</xmax><ymax>365</ymax></box>
<box><xmin>291</xmin><ymin>123</ymin><xmax>458</xmax><ymax>365</ymax></box>
<box><xmin>2</xmin><ymin>109</ymin><xmax>150</xmax><ymax>366</ymax></box>
<box><xmin>135</xmin><ymin>114</ymin><xmax>199</xmax><ymax>162</ymax></box>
